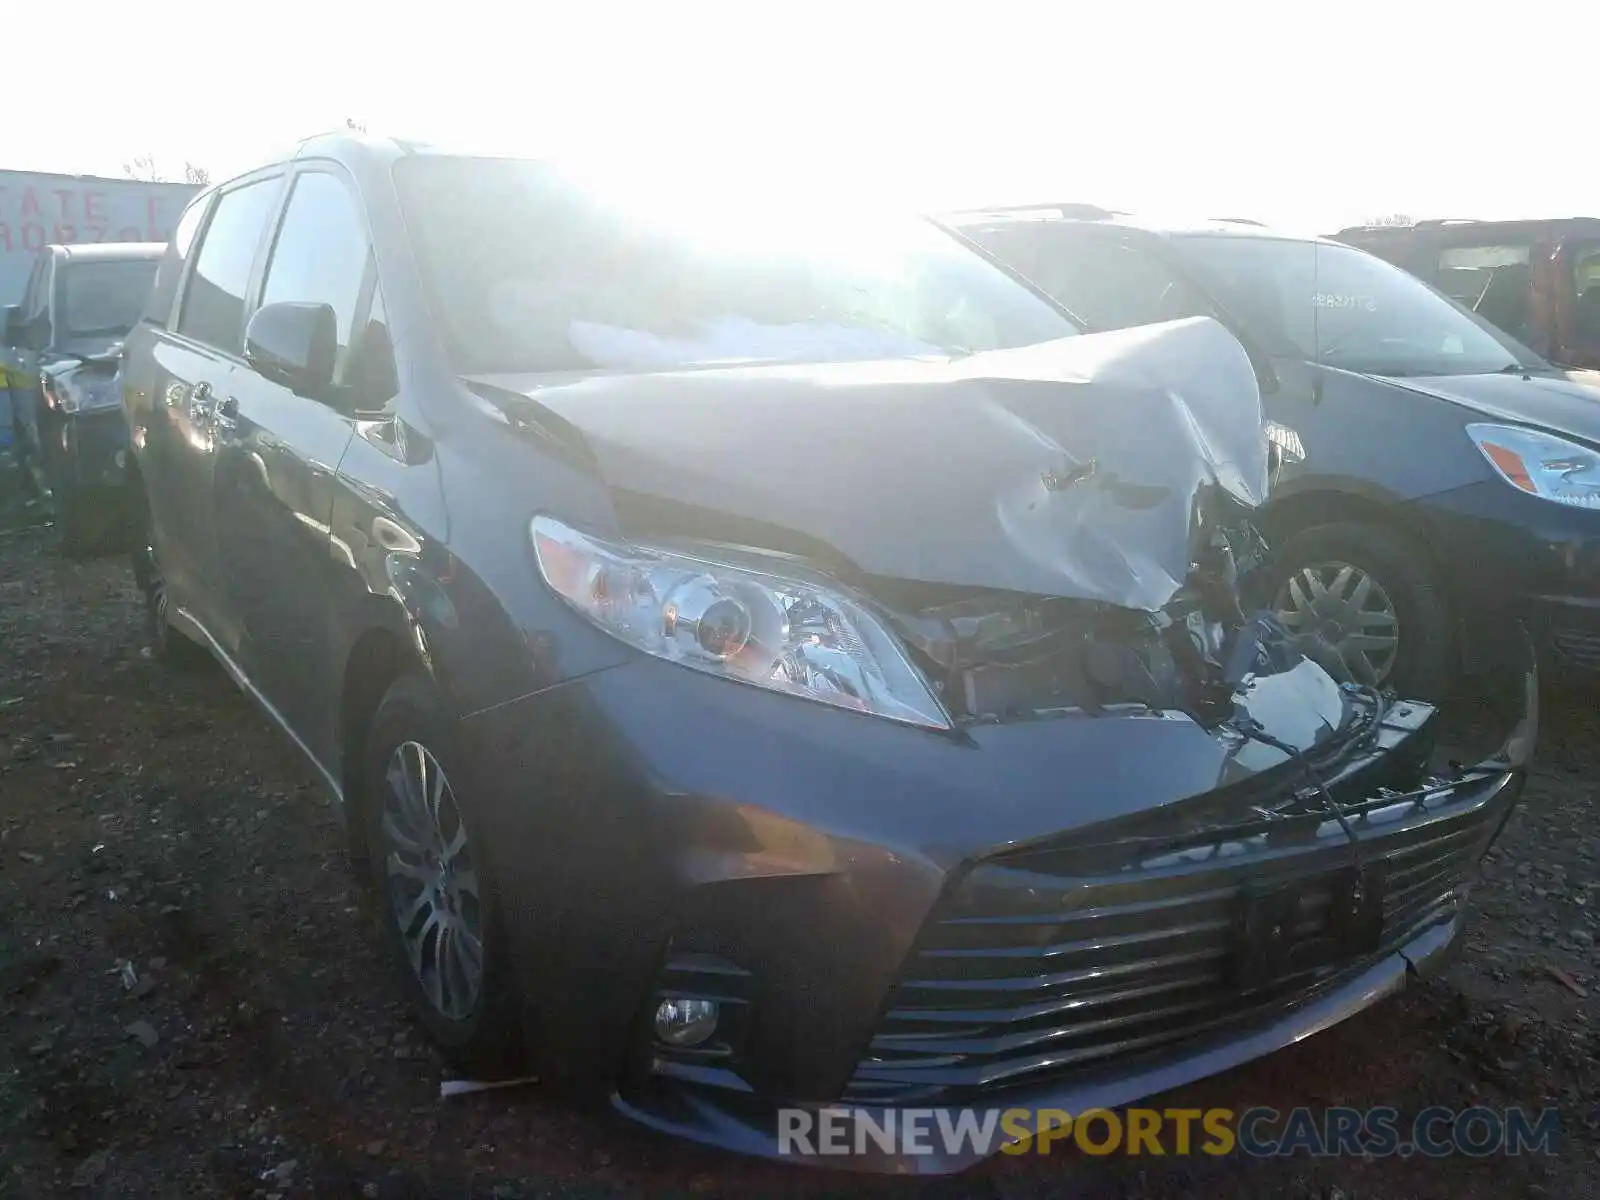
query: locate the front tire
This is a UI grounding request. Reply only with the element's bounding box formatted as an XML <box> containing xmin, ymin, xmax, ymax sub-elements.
<box><xmin>1267</xmin><ymin>520</ymin><xmax>1454</xmax><ymax>699</ymax></box>
<box><xmin>360</xmin><ymin>673</ymin><xmax>525</xmax><ymax>1074</ymax></box>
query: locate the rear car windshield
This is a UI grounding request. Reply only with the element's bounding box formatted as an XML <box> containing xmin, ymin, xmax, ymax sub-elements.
<box><xmin>61</xmin><ymin>259</ymin><xmax>160</xmax><ymax>338</ymax></box>
<box><xmin>1171</xmin><ymin>234</ymin><xmax>1538</xmax><ymax>377</ymax></box>
<box><xmin>393</xmin><ymin>156</ymin><xmax>1079</xmax><ymax>374</ymax></box>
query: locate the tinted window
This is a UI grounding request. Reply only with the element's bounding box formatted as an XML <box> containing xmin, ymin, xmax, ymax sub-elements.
<box><xmin>1172</xmin><ymin>235</ymin><xmax>1537</xmax><ymax>376</ymax></box>
<box><xmin>257</xmin><ymin>172</ymin><xmax>370</xmax><ymax>373</ymax></box>
<box><xmin>983</xmin><ymin>228</ymin><xmax>1212</xmax><ymax>331</ymax></box>
<box><xmin>346</xmin><ymin>286</ymin><xmax>397</xmax><ymax>401</ymax></box>
<box><xmin>143</xmin><ymin>196</ymin><xmax>211</xmax><ymax>326</ymax></box>
<box><xmin>61</xmin><ymin>259</ymin><xmax>159</xmax><ymax>336</ymax></box>
<box><xmin>178</xmin><ymin>178</ymin><xmax>280</xmax><ymax>353</ymax></box>
<box><xmin>393</xmin><ymin>156</ymin><xmax>1077</xmax><ymax>374</ymax></box>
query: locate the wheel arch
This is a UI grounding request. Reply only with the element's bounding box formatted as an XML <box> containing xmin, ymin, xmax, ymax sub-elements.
<box><xmin>1259</xmin><ymin>485</ymin><xmax>1448</xmax><ymax>587</ymax></box>
<box><xmin>338</xmin><ymin>621</ymin><xmax>425</xmax><ymax>863</ymax></box>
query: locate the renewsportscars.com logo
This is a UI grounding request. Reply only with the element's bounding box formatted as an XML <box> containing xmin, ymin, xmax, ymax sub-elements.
<box><xmin>777</xmin><ymin>1105</ymin><xmax>1561</xmax><ymax>1160</ymax></box>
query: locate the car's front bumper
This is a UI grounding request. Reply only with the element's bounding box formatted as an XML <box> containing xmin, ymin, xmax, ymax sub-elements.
<box><xmin>613</xmin><ymin>909</ymin><xmax>1473</xmax><ymax>1174</ymax></box>
<box><xmin>456</xmin><ymin>650</ymin><xmax>1534</xmax><ymax>1174</ymax></box>
<box><xmin>1410</xmin><ymin>479</ymin><xmax>1600</xmax><ymax>674</ymax></box>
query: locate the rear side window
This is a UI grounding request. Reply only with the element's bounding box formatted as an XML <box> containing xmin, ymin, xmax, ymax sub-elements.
<box><xmin>256</xmin><ymin>171</ymin><xmax>371</xmax><ymax>375</ymax></box>
<box><xmin>141</xmin><ymin>196</ymin><xmax>211</xmax><ymax>327</ymax></box>
<box><xmin>177</xmin><ymin>178</ymin><xmax>280</xmax><ymax>353</ymax></box>
<box><xmin>61</xmin><ymin>259</ymin><xmax>160</xmax><ymax>337</ymax></box>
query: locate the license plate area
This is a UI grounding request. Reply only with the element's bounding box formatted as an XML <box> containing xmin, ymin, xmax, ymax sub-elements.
<box><xmin>1226</xmin><ymin>862</ymin><xmax>1386</xmax><ymax>993</ymax></box>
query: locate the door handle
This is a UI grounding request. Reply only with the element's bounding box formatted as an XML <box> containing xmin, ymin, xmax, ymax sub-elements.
<box><xmin>188</xmin><ymin>379</ymin><xmax>213</xmax><ymax>424</ymax></box>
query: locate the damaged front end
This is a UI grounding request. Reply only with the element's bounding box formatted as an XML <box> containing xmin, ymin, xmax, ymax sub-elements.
<box><xmin>887</xmin><ymin>498</ymin><xmax>1279</xmax><ymax>729</ymax></box>
<box><xmin>478</xmin><ymin>317</ymin><xmax>1538</xmax><ymax>1170</ymax></box>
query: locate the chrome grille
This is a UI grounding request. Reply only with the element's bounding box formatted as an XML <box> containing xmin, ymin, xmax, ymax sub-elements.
<box><xmin>843</xmin><ymin>770</ymin><xmax>1512</xmax><ymax>1104</ymax></box>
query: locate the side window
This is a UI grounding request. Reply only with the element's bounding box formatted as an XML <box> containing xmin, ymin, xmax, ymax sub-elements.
<box><xmin>1031</xmin><ymin>235</ymin><xmax>1211</xmax><ymax>331</ymax></box>
<box><xmin>256</xmin><ymin>171</ymin><xmax>370</xmax><ymax>379</ymax></box>
<box><xmin>142</xmin><ymin>195</ymin><xmax>212</xmax><ymax>326</ymax></box>
<box><xmin>1572</xmin><ymin>242</ymin><xmax>1600</xmax><ymax>342</ymax></box>
<box><xmin>346</xmin><ymin>285</ymin><xmax>398</xmax><ymax>403</ymax></box>
<box><xmin>1435</xmin><ymin>243</ymin><xmax>1533</xmax><ymax>339</ymax></box>
<box><xmin>177</xmin><ymin>177</ymin><xmax>281</xmax><ymax>353</ymax></box>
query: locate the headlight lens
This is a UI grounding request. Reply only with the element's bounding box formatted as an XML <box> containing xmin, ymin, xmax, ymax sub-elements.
<box><xmin>531</xmin><ymin>516</ymin><xmax>951</xmax><ymax>729</ymax></box>
<box><xmin>1264</xmin><ymin>420</ymin><xmax>1306</xmax><ymax>464</ymax></box>
<box><xmin>1468</xmin><ymin>423</ymin><xmax>1600</xmax><ymax>509</ymax></box>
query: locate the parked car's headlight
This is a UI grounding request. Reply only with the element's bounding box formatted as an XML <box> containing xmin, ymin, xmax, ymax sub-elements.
<box><xmin>43</xmin><ymin>369</ymin><xmax>122</xmax><ymax>415</ymax></box>
<box><xmin>1468</xmin><ymin>423</ymin><xmax>1600</xmax><ymax>509</ymax></box>
<box><xmin>531</xmin><ymin>516</ymin><xmax>952</xmax><ymax>729</ymax></box>
<box><xmin>1264</xmin><ymin>420</ymin><xmax>1306</xmax><ymax>464</ymax></box>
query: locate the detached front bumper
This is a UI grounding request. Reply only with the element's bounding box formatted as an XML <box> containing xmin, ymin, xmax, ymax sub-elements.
<box><xmin>457</xmin><ymin>649</ymin><xmax>1535</xmax><ymax>1176</ymax></box>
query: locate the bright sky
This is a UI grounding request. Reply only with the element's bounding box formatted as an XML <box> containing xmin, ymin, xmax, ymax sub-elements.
<box><xmin>11</xmin><ymin>0</ymin><xmax>1593</xmax><ymax>235</ymax></box>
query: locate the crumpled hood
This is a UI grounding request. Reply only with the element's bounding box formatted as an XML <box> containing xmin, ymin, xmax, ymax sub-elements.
<box><xmin>468</xmin><ymin>317</ymin><xmax>1268</xmax><ymax>611</ymax></box>
<box><xmin>1366</xmin><ymin>367</ymin><xmax>1600</xmax><ymax>447</ymax></box>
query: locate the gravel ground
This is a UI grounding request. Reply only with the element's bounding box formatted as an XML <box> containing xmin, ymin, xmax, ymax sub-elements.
<box><xmin>3</xmin><ymin>472</ymin><xmax>1600</xmax><ymax>1199</ymax></box>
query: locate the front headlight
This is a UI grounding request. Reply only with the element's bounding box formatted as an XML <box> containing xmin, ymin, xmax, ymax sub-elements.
<box><xmin>531</xmin><ymin>516</ymin><xmax>951</xmax><ymax>730</ymax></box>
<box><xmin>1468</xmin><ymin>423</ymin><xmax>1600</xmax><ymax>509</ymax></box>
<box><xmin>1264</xmin><ymin>420</ymin><xmax>1306</xmax><ymax>464</ymax></box>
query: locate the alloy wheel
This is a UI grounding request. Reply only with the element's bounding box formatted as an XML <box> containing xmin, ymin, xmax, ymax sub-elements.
<box><xmin>378</xmin><ymin>741</ymin><xmax>485</xmax><ymax>1023</ymax></box>
<box><xmin>1272</xmin><ymin>560</ymin><xmax>1402</xmax><ymax>684</ymax></box>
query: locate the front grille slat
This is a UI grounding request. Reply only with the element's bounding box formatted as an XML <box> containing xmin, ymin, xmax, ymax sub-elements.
<box><xmin>842</xmin><ymin>760</ymin><xmax>1512</xmax><ymax>1105</ymax></box>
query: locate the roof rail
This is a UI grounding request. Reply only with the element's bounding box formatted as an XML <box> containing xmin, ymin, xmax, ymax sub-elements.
<box><xmin>948</xmin><ymin>202</ymin><xmax>1120</xmax><ymax>221</ymax></box>
<box><xmin>1212</xmin><ymin>217</ymin><xmax>1265</xmax><ymax>226</ymax></box>
<box><xmin>1331</xmin><ymin>222</ymin><xmax>1417</xmax><ymax>236</ymax></box>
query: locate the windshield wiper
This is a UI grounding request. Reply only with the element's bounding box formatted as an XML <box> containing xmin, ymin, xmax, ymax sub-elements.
<box><xmin>1497</xmin><ymin>362</ymin><xmax>1535</xmax><ymax>377</ymax></box>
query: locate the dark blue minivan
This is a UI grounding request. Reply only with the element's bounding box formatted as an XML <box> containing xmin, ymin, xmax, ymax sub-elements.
<box><xmin>950</xmin><ymin>204</ymin><xmax>1600</xmax><ymax>696</ymax></box>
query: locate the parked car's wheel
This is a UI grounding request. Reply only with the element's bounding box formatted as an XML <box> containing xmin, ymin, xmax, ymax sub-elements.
<box><xmin>361</xmin><ymin>673</ymin><xmax>525</xmax><ymax>1073</ymax></box>
<box><xmin>1267</xmin><ymin>520</ymin><xmax>1453</xmax><ymax>699</ymax></box>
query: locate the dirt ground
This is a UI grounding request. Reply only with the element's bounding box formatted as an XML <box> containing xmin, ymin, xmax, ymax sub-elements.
<box><xmin>3</xmin><ymin>474</ymin><xmax>1600</xmax><ymax>1200</ymax></box>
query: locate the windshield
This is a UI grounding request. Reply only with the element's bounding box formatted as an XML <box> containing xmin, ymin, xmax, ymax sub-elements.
<box><xmin>1171</xmin><ymin>234</ymin><xmax>1539</xmax><ymax>377</ymax></box>
<box><xmin>393</xmin><ymin>157</ymin><xmax>1079</xmax><ymax>374</ymax></box>
<box><xmin>61</xmin><ymin>259</ymin><xmax>159</xmax><ymax>338</ymax></box>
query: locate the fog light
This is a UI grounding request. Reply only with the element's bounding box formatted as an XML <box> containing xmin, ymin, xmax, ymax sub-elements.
<box><xmin>653</xmin><ymin>998</ymin><xmax>719</xmax><ymax>1047</ymax></box>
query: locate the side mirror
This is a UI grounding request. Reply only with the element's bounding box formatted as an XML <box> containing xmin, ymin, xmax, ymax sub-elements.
<box><xmin>244</xmin><ymin>301</ymin><xmax>336</xmax><ymax>397</ymax></box>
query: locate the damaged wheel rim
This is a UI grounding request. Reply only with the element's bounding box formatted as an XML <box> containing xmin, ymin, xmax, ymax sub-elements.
<box><xmin>380</xmin><ymin>740</ymin><xmax>484</xmax><ymax>1022</ymax></box>
<box><xmin>1273</xmin><ymin>560</ymin><xmax>1401</xmax><ymax>683</ymax></box>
